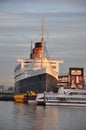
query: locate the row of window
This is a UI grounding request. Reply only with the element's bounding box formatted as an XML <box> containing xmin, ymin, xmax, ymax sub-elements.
<box><xmin>46</xmin><ymin>97</ymin><xmax>86</xmax><ymax>101</ymax></box>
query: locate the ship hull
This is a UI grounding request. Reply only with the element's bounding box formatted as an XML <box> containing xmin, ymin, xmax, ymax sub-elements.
<box><xmin>14</xmin><ymin>73</ymin><xmax>58</xmax><ymax>94</ymax></box>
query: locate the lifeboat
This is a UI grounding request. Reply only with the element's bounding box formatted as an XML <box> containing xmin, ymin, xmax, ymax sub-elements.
<box><xmin>14</xmin><ymin>91</ymin><xmax>37</xmax><ymax>103</ymax></box>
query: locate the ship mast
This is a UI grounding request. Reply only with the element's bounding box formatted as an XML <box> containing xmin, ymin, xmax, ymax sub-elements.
<box><xmin>41</xmin><ymin>17</ymin><xmax>45</xmax><ymax>68</ymax></box>
<box><xmin>41</xmin><ymin>17</ymin><xmax>44</xmax><ymax>52</ymax></box>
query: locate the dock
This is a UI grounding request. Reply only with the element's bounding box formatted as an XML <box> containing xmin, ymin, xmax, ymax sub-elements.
<box><xmin>0</xmin><ymin>91</ymin><xmax>14</xmax><ymax>101</ymax></box>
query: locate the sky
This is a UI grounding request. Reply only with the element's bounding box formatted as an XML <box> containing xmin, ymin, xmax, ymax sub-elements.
<box><xmin>0</xmin><ymin>0</ymin><xmax>86</xmax><ymax>87</ymax></box>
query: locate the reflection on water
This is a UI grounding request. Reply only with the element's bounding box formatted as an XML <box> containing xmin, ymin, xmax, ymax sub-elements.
<box><xmin>0</xmin><ymin>101</ymin><xmax>86</xmax><ymax>130</ymax></box>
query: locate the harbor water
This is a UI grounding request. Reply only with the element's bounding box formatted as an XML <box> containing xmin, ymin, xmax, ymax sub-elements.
<box><xmin>0</xmin><ymin>101</ymin><xmax>86</xmax><ymax>130</ymax></box>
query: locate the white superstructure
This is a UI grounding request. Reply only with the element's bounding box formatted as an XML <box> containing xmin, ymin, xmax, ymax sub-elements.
<box><xmin>14</xmin><ymin>57</ymin><xmax>63</xmax><ymax>83</ymax></box>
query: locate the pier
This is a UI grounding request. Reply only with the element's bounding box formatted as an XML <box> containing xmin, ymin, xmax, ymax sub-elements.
<box><xmin>0</xmin><ymin>90</ymin><xmax>14</xmax><ymax>101</ymax></box>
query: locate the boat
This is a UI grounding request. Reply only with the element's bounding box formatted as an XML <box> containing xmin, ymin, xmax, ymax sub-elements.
<box><xmin>27</xmin><ymin>91</ymin><xmax>37</xmax><ymax>104</ymax></box>
<box><xmin>14</xmin><ymin>18</ymin><xmax>63</xmax><ymax>97</ymax></box>
<box><xmin>14</xmin><ymin>94</ymin><xmax>28</xmax><ymax>103</ymax></box>
<box><xmin>36</xmin><ymin>87</ymin><xmax>86</xmax><ymax>107</ymax></box>
<box><xmin>14</xmin><ymin>91</ymin><xmax>37</xmax><ymax>103</ymax></box>
<box><xmin>36</xmin><ymin>93</ymin><xmax>45</xmax><ymax>105</ymax></box>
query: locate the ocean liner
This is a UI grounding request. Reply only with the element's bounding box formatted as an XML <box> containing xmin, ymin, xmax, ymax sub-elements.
<box><xmin>14</xmin><ymin>19</ymin><xmax>63</xmax><ymax>94</ymax></box>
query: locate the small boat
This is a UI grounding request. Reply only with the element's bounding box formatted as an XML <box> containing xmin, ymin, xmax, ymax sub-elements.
<box><xmin>14</xmin><ymin>94</ymin><xmax>28</xmax><ymax>103</ymax></box>
<box><xmin>36</xmin><ymin>87</ymin><xmax>86</xmax><ymax>107</ymax></box>
<box><xmin>14</xmin><ymin>91</ymin><xmax>37</xmax><ymax>103</ymax></box>
<box><xmin>27</xmin><ymin>91</ymin><xmax>37</xmax><ymax>104</ymax></box>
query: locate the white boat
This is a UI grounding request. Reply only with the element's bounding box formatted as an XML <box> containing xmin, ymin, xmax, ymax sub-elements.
<box><xmin>36</xmin><ymin>93</ymin><xmax>45</xmax><ymax>105</ymax></box>
<box><xmin>36</xmin><ymin>87</ymin><xmax>86</xmax><ymax>107</ymax></box>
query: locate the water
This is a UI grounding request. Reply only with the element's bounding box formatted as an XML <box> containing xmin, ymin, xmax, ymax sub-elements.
<box><xmin>0</xmin><ymin>101</ymin><xmax>86</xmax><ymax>130</ymax></box>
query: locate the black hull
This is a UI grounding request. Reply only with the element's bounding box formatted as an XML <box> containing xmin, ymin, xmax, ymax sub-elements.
<box><xmin>14</xmin><ymin>73</ymin><xmax>58</xmax><ymax>94</ymax></box>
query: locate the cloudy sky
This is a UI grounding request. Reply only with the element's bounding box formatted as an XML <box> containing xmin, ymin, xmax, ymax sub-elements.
<box><xmin>0</xmin><ymin>0</ymin><xmax>86</xmax><ymax>87</ymax></box>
